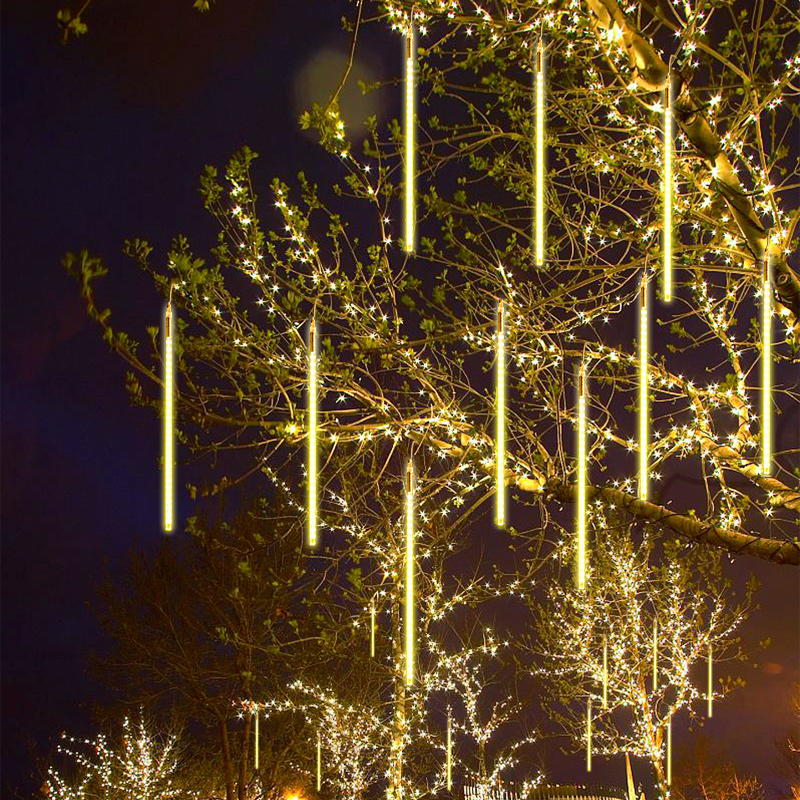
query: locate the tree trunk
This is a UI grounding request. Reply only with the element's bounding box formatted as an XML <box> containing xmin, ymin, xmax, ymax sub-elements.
<box><xmin>238</xmin><ymin>713</ymin><xmax>251</xmax><ymax>800</ymax></box>
<box><xmin>220</xmin><ymin>718</ymin><xmax>236</xmax><ymax>800</ymax></box>
<box><xmin>390</xmin><ymin>596</ymin><xmax>406</xmax><ymax>800</ymax></box>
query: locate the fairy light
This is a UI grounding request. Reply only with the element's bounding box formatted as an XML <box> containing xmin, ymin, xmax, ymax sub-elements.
<box><xmin>308</xmin><ymin>320</ymin><xmax>318</xmax><ymax>547</ymax></box>
<box><xmin>404</xmin><ymin>21</ymin><xmax>415</xmax><ymax>253</ymax></box>
<box><xmin>602</xmin><ymin>636</ymin><xmax>608</xmax><ymax>709</ymax></box>
<box><xmin>708</xmin><ymin>642</ymin><xmax>713</xmax><ymax>718</ymax></box>
<box><xmin>254</xmin><ymin>705</ymin><xmax>259</xmax><ymax>770</ymax></box>
<box><xmin>496</xmin><ymin>301</ymin><xmax>506</xmax><ymax>527</ymax></box>
<box><xmin>316</xmin><ymin>730</ymin><xmax>322</xmax><ymax>791</ymax></box>
<box><xmin>663</xmin><ymin>72</ymin><xmax>673</xmax><ymax>302</ymax></box>
<box><xmin>576</xmin><ymin>360</ymin><xmax>587</xmax><ymax>590</ymax></box>
<box><xmin>163</xmin><ymin>300</ymin><xmax>174</xmax><ymax>532</ymax></box>
<box><xmin>586</xmin><ymin>697</ymin><xmax>592</xmax><ymax>771</ymax></box>
<box><xmin>370</xmin><ymin>597</ymin><xmax>376</xmax><ymax>658</ymax></box>
<box><xmin>446</xmin><ymin>710</ymin><xmax>452</xmax><ymax>790</ymax></box>
<box><xmin>405</xmin><ymin>460</ymin><xmax>415</xmax><ymax>686</ymax></box>
<box><xmin>639</xmin><ymin>276</ymin><xmax>648</xmax><ymax>500</ymax></box>
<box><xmin>535</xmin><ymin>39</ymin><xmax>545</xmax><ymax>266</ymax></box>
<box><xmin>762</xmin><ymin>248</ymin><xmax>771</xmax><ymax>475</ymax></box>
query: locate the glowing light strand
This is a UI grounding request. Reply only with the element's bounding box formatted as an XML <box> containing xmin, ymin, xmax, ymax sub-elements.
<box><xmin>308</xmin><ymin>320</ymin><xmax>318</xmax><ymax>547</ymax></box>
<box><xmin>254</xmin><ymin>705</ymin><xmax>259</xmax><ymax>770</ymax></box>
<box><xmin>652</xmin><ymin>617</ymin><xmax>658</xmax><ymax>690</ymax></box>
<box><xmin>576</xmin><ymin>360</ymin><xmax>587</xmax><ymax>590</ymax></box>
<box><xmin>163</xmin><ymin>299</ymin><xmax>174</xmax><ymax>532</ymax></box>
<box><xmin>762</xmin><ymin>249</ymin><xmax>772</xmax><ymax>475</ymax></box>
<box><xmin>370</xmin><ymin>597</ymin><xmax>376</xmax><ymax>658</ymax></box>
<box><xmin>639</xmin><ymin>276</ymin><xmax>648</xmax><ymax>500</ymax></box>
<box><xmin>602</xmin><ymin>636</ymin><xmax>608</xmax><ymax>709</ymax></box>
<box><xmin>446</xmin><ymin>710</ymin><xmax>452</xmax><ymax>790</ymax></box>
<box><xmin>663</xmin><ymin>74</ymin><xmax>673</xmax><ymax>302</ymax></box>
<box><xmin>586</xmin><ymin>697</ymin><xmax>592</xmax><ymax>772</ymax></box>
<box><xmin>316</xmin><ymin>730</ymin><xmax>322</xmax><ymax>791</ymax></box>
<box><xmin>535</xmin><ymin>39</ymin><xmax>545</xmax><ymax>266</ymax></box>
<box><xmin>496</xmin><ymin>301</ymin><xmax>506</xmax><ymax>527</ymax></box>
<box><xmin>666</xmin><ymin>717</ymin><xmax>672</xmax><ymax>786</ymax></box>
<box><xmin>404</xmin><ymin>22</ymin><xmax>415</xmax><ymax>253</ymax></box>
<box><xmin>405</xmin><ymin>460</ymin><xmax>415</xmax><ymax>686</ymax></box>
<box><xmin>708</xmin><ymin>642</ymin><xmax>713</xmax><ymax>718</ymax></box>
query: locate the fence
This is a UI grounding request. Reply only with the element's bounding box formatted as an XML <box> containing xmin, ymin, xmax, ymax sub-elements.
<box><xmin>462</xmin><ymin>780</ymin><xmax>627</xmax><ymax>800</ymax></box>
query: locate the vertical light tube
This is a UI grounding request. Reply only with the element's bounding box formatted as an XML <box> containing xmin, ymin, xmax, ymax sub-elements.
<box><xmin>576</xmin><ymin>362</ymin><xmax>587</xmax><ymax>590</ymax></box>
<box><xmin>535</xmin><ymin>40</ymin><xmax>545</xmax><ymax>266</ymax></box>
<box><xmin>602</xmin><ymin>636</ymin><xmax>608</xmax><ymax>709</ymax></box>
<box><xmin>317</xmin><ymin>730</ymin><xmax>322</xmax><ymax>791</ymax></box>
<box><xmin>708</xmin><ymin>642</ymin><xmax>713</xmax><ymax>718</ymax></box>
<box><xmin>405</xmin><ymin>460</ymin><xmax>415</xmax><ymax>686</ymax></box>
<box><xmin>666</xmin><ymin>718</ymin><xmax>672</xmax><ymax>786</ymax></box>
<box><xmin>254</xmin><ymin>706</ymin><xmax>259</xmax><ymax>770</ymax></box>
<box><xmin>164</xmin><ymin>302</ymin><xmax>174</xmax><ymax>532</ymax></box>
<box><xmin>404</xmin><ymin>23</ymin><xmax>415</xmax><ymax>253</ymax></box>
<box><xmin>446</xmin><ymin>710</ymin><xmax>452</xmax><ymax>790</ymax></box>
<box><xmin>586</xmin><ymin>697</ymin><xmax>592</xmax><ymax>772</ymax></box>
<box><xmin>496</xmin><ymin>301</ymin><xmax>506</xmax><ymax>527</ymax></box>
<box><xmin>762</xmin><ymin>251</ymin><xmax>771</xmax><ymax>475</ymax></box>
<box><xmin>663</xmin><ymin>78</ymin><xmax>673</xmax><ymax>302</ymax></box>
<box><xmin>639</xmin><ymin>277</ymin><xmax>648</xmax><ymax>500</ymax></box>
<box><xmin>652</xmin><ymin>617</ymin><xmax>658</xmax><ymax>691</ymax></box>
<box><xmin>308</xmin><ymin>321</ymin><xmax>318</xmax><ymax>547</ymax></box>
<box><xmin>370</xmin><ymin>597</ymin><xmax>376</xmax><ymax>658</ymax></box>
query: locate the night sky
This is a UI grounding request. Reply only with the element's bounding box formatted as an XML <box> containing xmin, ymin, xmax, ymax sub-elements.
<box><xmin>1</xmin><ymin>1</ymin><xmax>797</xmax><ymax>796</ymax></box>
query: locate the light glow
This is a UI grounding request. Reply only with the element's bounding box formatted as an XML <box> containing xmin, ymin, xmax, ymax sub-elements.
<box><xmin>666</xmin><ymin>718</ymin><xmax>672</xmax><ymax>786</ymax></box>
<box><xmin>370</xmin><ymin>597</ymin><xmax>376</xmax><ymax>658</ymax></box>
<box><xmin>576</xmin><ymin>362</ymin><xmax>587</xmax><ymax>590</ymax></box>
<box><xmin>639</xmin><ymin>277</ymin><xmax>648</xmax><ymax>500</ymax></box>
<box><xmin>404</xmin><ymin>24</ymin><xmax>415</xmax><ymax>253</ymax></box>
<box><xmin>535</xmin><ymin>40</ymin><xmax>545</xmax><ymax>266</ymax></box>
<box><xmin>308</xmin><ymin>321</ymin><xmax>318</xmax><ymax>547</ymax></box>
<box><xmin>708</xmin><ymin>642</ymin><xmax>713</xmax><ymax>718</ymax></box>
<box><xmin>586</xmin><ymin>697</ymin><xmax>592</xmax><ymax>772</ymax></box>
<box><xmin>164</xmin><ymin>302</ymin><xmax>174</xmax><ymax>532</ymax></box>
<box><xmin>496</xmin><ymin>301</ymin><xmax>506</xmax><ymax>527</ymax></box>
<box><xmin>762</xmin><ymin>252</ymin><xmax>771</xmax><ymax>475</ymax></box>
<box><xmin>652</xmin><ymin>617</ymin><xmax>658</xmax><ymax>690</ymax></box>
<box><xmin>316</xmin><ymin>731</ymin><xmax>322</xmax><ymax>791</ymax></box>
<box><xmin>663</xmin><ymin>78</ymin><xmax>673</xmax><ymax>301</ymax></box>
<box><xmin>254</xmin><ymin>706</ymin><xmax>259</xmax><ymax>770</ymax></box>
<box><xmin>602</xmin><ymin>636</ymin><xmax>608</xmax><ymax>709</ymax></box>
<box><xmin>446</xmin><ymin>711</ymin><xmax>452</xmax><ymax>790</ymax></box>
<box><xmin>405</xmin><ymin>460</ymin><xmax>415</xmax><ymax>686</ymax></box>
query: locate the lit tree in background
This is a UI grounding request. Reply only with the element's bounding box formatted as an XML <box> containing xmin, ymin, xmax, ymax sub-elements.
<box><xmin>532</xmin><ymin>508</ymin><xmax>756</xmax><ymax>792</ymax></box>
<box><xmin>43</xmin><ymin>713</ymin><xmax>190</xmax><ymax>800</ymax></box>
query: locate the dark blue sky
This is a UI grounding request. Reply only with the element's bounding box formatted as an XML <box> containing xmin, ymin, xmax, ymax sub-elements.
<box><xmin>1</xmin><ymin>1</ymin><xmax>797</xmax><ymax>796</ymax></box>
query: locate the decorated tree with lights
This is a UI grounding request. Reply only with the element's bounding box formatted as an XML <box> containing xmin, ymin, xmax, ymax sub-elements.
<box><xmin>532</xmin><ymin>507</ymin><xmax>756</xmax><ymax>792</ymax></box>
<box><xmin>43</xmin><ymin>712</ymin><xmax>191</xmax><ymax>800</ymax></box>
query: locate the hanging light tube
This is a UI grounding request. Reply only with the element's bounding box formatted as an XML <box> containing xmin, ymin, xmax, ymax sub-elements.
<box><xmin>576</xmin><ymin>361</ymin><xmax>587</xmax><ymax>590</ymax></box>
<box><xmin>652</xmin><ymin>617</ymin><xmax>658</xmax><ymax>691</ymax></box>
<box><xmin>308</xmin><ymin>320</ymin><xmax>318</xmax><ymax>547</ymax></box>
<box><xmin>164</xmin><ymin>300</ymin><xmax>174</xmax><ymax>532</ymax></box>
<box><xmin>446</xmin><ymin>710</ymin><xmax>452</xmax><ymax>791</ymax></box>
<box><xmin>254</xmin><ymin>705</ymin><xmax>259</xmax><ymax>770</ymax></box>
<box><xmin>370</xmin><ymin>597</ymin><xmax>376</xmax><ymax>658</ymax></box>
<box><xmin>317</xmin><ymin>730</ymin><xmax>322</xmax><ymax>791</ymax></box>
<box><xmin>535</xmin><ymin>39</ymin><xmax>545</xmax><ymax>266</ymax></box>
<box><xmin>762</xmin><ymin>249</ymin><xmax>771</xmax><ymax>475</ymax></box>
<box><xmin>404</xmin><ymin>21</ymin><xmax>415</xmax><ymax>253</ymax></box>
<box><xmin>586</xmin><ymin>697</ymin><xmax>592</xmax><ymax>772</ymax></box>
<box><xmin>708</xmin><ymin>641</ymin><xmax>713</xmax><ymax>718</ymax></box>
<box><xmin>496</xmin><ymin>301</ymin><xmax>506</xmax><ymax>527</ymax></box>
<box><xmin>405</xmin><ymin>460</ymin><xmax>415</xmax><ymax>686</ymax></box>
<box><xmin>663</xmin><ymin>74</ymin><xmax>673</xmax><ymax>302</ymax></box>
<box><xmin>602</xmin><ymin>636</ymin><xmax>608</xmax><ymax>709</ymax></box>
<box><xmin>639</xmin><ymin>276</ymin><xmax>649</xmax><ymax>500</ymax></box>
<box><xmin>666</xmin><ymin>718</ymin><xmax>672</xmax><ymax>786</ymax></box>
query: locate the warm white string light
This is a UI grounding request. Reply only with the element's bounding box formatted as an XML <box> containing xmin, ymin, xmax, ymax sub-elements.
<box><xmin>404</xmin><ymin>21</ymin><xmax>415</xmax><ymax>253</ymax></box>
<box><xmin>663</xmin><ymin>70</ymin><xmax>673</xmax><ymax>302</ymax></box>
<box><xmin>639</xmin><ymin>275</ymin><xmax>649</xmax><ymax>500</ymax></box>
<box><xmin>163</xmin><ymin>299</ymin><xmax>174</xmax><ymax>532</ymax></box>
<box><xmin>762</xmin><ymin>247</ymin><xmax>772</xmax><ymax>475</ymax></box>
<box><xmin>535</xmin><ymin>39</ymin><xmax>545</xmax><ymax>266</ymax></box>
<box><xmin>576</xmin><ymin>359</ymin><xmax>587</xmax><ymax>590</ymax></box>
<box><xmin>405</xmin><ymin>460</ymin><xmax>415</xmax><ymax>686</ymax></box>
<box><xmin>308</xmin><ymin>320</ymin><xmax>318</xmax><ymax>547</ymax></box>
<box><xmin>496</xmin><ymin>300</ymin><xmax>506</xmax><ymax>527</ymax></box>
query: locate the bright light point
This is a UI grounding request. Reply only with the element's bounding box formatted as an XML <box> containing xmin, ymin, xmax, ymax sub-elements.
<box><xmin>405</xmin><ymin>460</ymin><xmax>415</xmax><ymax>686</ymax></box>
<box><xmin>663</xmin><ymin>78</ymin><xmax>673</xmax><ymax>302</ymax></box>
<box><xmin>404</xmin><ymin>26</ymin><xmax>415</xmax><ymax>253</ymax></box>
<box><xmin>308</xmin><ymin>321</ymin><xmax>318</xmax><ymax>547</ymax></box>
<box><xmin>639</xmin><ymin>276</ymin><xmax>648</xmax><ymax>501</ymax></box>
<box><xmin>762</xmin><ymin>252</ymin><xmax>771</xmax><ymax>475</ymax></box>
<box><xmin>576</xmin><ymin>362</ymin><xmax>587</xmax><ymax>590</ymax></box>
<box><xmin>535</xmin><ymin>39</ymin><xmax>545</xmax><ymax>266</ymax></box>
<box><xmin>496</xmin><ymin>301</ymin><xmax>506</xmax><ymax>527</ymax></box>
<box><xmin>163</xmin><ymin>302</ymin><xmax>174</xmax><ymax>532</ymax></box>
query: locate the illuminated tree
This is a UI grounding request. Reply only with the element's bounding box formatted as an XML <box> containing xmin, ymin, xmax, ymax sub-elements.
<box><xmin>43</xmin><ymin>712</ymin><xmax>190</xmax><ymax>800</ymax></box>
<box><xmin>532</xmin><ymin>508</ymin><xmax>755</xmax><ymax>792</ymax></box>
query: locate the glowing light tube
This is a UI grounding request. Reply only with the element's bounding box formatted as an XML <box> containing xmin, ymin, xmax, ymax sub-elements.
<box><xmin>317</xmin><ymin>731</ymin><xmax>322</xmax><ymax>791</ymax></box>
<box><xmin>586</xmin><ymin>697</ymin><xmax>592</xmax><ymax>772</ymax></box>
<box><xmin>164</xmin><ymin>302</ymin><xmax>174</xmax><ymax>532</ymax></box>
<box><xmin>496</xmin><ymin>301</ymin><xmax>506</xmax><ymax>527</ymax></box>
<box><xmin>663</xmin><ymin>79</ymin><xmax>673</xmax><ymax>302</ymax></box>
<box><xmin>652</xmin><ymin>617</ymin><xmax>658</xmax><ymax>691</ymax></box>
<box><xmin>446</xmin><ymin>711</ymin><xmax>452</xmax><ymax>790</ymax></box>
<box><xmin>576</xmin><ymin>363</ymin><xmax>587</xmax><ymax>590</ymax></box>
<box><xmin>370</xmin><ymin>598</ymin><xmax>376</xmax><ymax>658</ymax></box>
<box><xmin>254</xmin><ymin>706</ymin><xmax>259</xmax><ymax>770</ymax></box>
<box><xmin>762</xmin><ymin>252</ymin><xmax>771</xmax><ymax>475</ymax></box>
<box><xmin>535</xmin><ymin>40</ymin><xmax>545</xmax><ymax>266</ymax></box>
<box><xmin>308</xmin><ymin>321</ymin><xmax>318</xmax><ymax>547</ymax></box>
<box><xmin>666</xmin><ymin>718</ymin><xmax>672</xmax><ymax>786</ymax></box>
<box><xmin>405</xmin><ymin>461</ymin><xmax>415</xmax><ymax>686</ymax></box>
<box><xmin>708</xmin><ymin>642</ymin><xmax>713</xmax><ymax>718</ymax></box>
<box><xmin>602</xmin><ymin>637</ymin><xmax>608</xmax><ymax>709</ymax></box>
<box><xmin>639</xmin><ymin>277</ymin><xmax>648</xmax><ymax>500</ymax></box>
<box><xmin>404</xmin><ymin>24</ymin><xmax>415</xmax><ymax>253</ymax></box>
